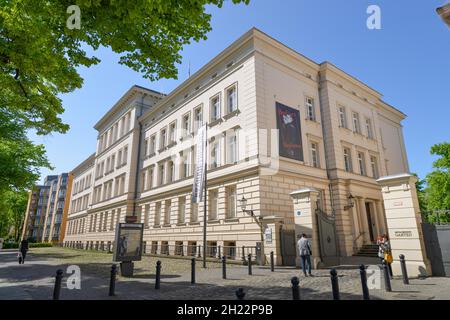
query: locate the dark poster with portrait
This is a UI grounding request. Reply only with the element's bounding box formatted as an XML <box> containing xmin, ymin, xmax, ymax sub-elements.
<box><xmin>275</xmin><ymin>102</ymin><xmax>304</xmax><ymax>161</ymax></box>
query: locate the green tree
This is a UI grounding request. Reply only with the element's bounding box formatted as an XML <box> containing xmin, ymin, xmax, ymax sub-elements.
<box><xmin>1</xmin><ymin>0</ymin><xmax>249</xmax><ymax>135</ymax></box>
<box><xmin>0</xmin><ymin>189</ymin><xmax>28</xmax><ymax>240</ymax></box>
<box><xmin>1</xmin><ymin>0</ymin><xmax>249</xmax><ymax>193</ymax></box>
<box><xmin>0</xmin><ymin>109</ymin><xmax>52</xmax><ymax>192</ymax></box>
<box><xmin>425</xmin><ymin>142</ymin><xmax>450</xmax><ymax>210</ymax></box>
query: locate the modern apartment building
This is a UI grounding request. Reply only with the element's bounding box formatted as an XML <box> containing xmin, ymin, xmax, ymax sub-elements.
<box><xmin>63</xmin><ymin>28</ymin><xmax>410</xmax><ymax>265</ymax></box>
<box><xmin>22</xmin><ymin>173</ymin><xmax>72</xmax><ymax>243</ymax></box>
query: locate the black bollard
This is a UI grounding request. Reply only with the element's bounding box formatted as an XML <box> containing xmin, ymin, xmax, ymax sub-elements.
<box><xmin>248</xmin><ymin>254</ymin><xmax>252</xmax><ymax>275</ymax></box>
<box><xmin>399</xmin><ymin>254</ymin><xmax>409</xmax><ymax>285</ymax></box>
<box><xmin>236</xmin><ymin>288</ymin><xmax>245</xmax><ymax>300</ymax></box>
<box><xmin>191</xmin><ymin>258</ymin><xmax>196</xmax><ymax>284</ymax></box>
<box><xmin>330</xmin><ymin>268</ymin><xmax>340</xmax><ymax>300</ymax></box>
<box><xmin>222</xmin><ymin>256</ymin><xmax>227</xmax><ymax>279</ymax></box>
<box><xmin>291</xmin><ymin>276</ymin><xmax>300</xmax><ymax>300</ymax></box>
<box><xmin>270</xmin><ymin>251</ymin><xmax>275</xmax><ymax>272</ymax></box>
<box><xmin>382</xmin><ymin>260</ymin><xmax>392</xmax><ymax>292</ymax></box>
<box><xmin>218</xmin><ymin>246</ymin><xmax>221</xmax><ymax>260</ymax></box>
<box><xmin>359</xmin><ymin>264</ymin><xmax>370</xmax><ymax>300</ymax></box>
<box><xmin>109</xmin><ymin>264</ymin><xmax>117</xmax><ymax>296</ymax></box>
<box><xmin>53</xmin><ymin>269</ymin><xmax>64</xmax><ymax>300</ymax></box>
<box><xmin>198</xmin><ymin>245</ymin><xmax>201</xmax><ymax>258</ymax></box>
<box><xmin>155</xmin><ymin>260</ymin><xmax>161</xmax><ymax>290</ymax></box>
<box><xmin>242</xmin><ymin>246</ymin><xmax>245</xmax><ymax>261</ymax></box>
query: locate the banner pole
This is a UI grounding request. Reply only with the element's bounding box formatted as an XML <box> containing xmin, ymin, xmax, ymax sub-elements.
<box><xmin>203</xmin><ymin>124</ymin><xmax>208</xmax><ymax>268</ymax></box>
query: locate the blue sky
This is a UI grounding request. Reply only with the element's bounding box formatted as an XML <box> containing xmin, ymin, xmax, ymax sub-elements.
<box><xmin>32</xmin><ymin>0</ymin><xmax>450</xmax><ymax>183</ymax></box>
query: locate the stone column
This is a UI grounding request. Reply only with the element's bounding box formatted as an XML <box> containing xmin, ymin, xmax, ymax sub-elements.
<box><xmin>377</xmin><ymin>173</ymin><xmax>431</xmax><ymax>277</ymax></box>
<box><xmin>290</xmin><ymin>188</ymin><xmax>321</xmax><ymax>268</ymax></box>
<box><xmin>357</xmin><ymin>197</ymin><xmax>371</xmax><ymax>243</ymax></box>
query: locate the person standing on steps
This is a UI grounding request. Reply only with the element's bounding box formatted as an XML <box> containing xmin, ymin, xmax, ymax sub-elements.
<box><xmin>297</xmin><ymin>233</ymin><xmax>313</xmax><ymax>277</ymax></box>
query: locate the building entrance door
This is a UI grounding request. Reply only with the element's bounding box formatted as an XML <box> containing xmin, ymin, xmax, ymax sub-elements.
<box><xmin>365</xmin><ymin>202</ymin><xmax>376</xmax><ymax>242</ymax></box>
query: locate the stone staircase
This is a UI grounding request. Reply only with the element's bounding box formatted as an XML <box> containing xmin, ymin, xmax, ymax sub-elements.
<box><xmin>353</xmin><ymin>244</ymin><xmax>379</xmax><ymax>258</ymax></box>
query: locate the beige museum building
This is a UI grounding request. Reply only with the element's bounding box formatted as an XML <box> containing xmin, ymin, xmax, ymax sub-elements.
<box><xmin>63</xmin><ymin>28</ymin><xmax>412</xmax><ymax>267</ymax></box>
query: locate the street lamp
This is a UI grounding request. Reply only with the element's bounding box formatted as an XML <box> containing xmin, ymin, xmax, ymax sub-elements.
<box><xmin>239</xmin><ymin>195</ymin><xmax>265</xmax><ymax>265</ymax></box>
<box><xmin>343</xmin><ymin>194</ymin><xmax>355</xmax><ymax>211</ymax></box>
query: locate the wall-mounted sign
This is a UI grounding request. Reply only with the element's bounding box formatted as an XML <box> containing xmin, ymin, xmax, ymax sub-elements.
<box><xmin>393</xmin><ymin>201</ymin><xmax>403</xmax><ymax>207</ymax></box>
<box><xmin>394</xmin><ymin>230</ymin><xmax>413</xmax><ymax>238</ymax></box>
<box><xmin>265</xmin><ymin>227</ymin><xmax>273</xmax><ymax>244</ymax></box>
<box><xmin>275</xmin><ymin>102</ymin><xmax>304</xmax><ymax>161</ymax></box>
<box><xmin>295</xmin><ymin>210</ymin><xmax>302</xmax><ymax>217</ymax></box>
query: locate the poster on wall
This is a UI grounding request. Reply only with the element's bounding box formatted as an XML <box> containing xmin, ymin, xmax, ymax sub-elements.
<box><xmin>275</xmin><ymin>102</ymin><xmax>304</xmax><ymax>161</ymax></box>
<box><xmin>113</xmin><ymin>223</ymin><xmax>144</xmax><ymax>262</ymax></box>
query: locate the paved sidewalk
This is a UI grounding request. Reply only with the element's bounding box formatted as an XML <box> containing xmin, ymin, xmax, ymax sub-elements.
<box><xmin>1</xmin><ymin>248</ymin><xmax>449</xmax><ymax>300</ymax></box>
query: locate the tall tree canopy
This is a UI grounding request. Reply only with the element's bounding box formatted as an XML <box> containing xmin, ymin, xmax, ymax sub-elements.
<box><xmin>425</xmin><ymin>142</ymin><xmax>450</xmax><ymax>211</ymax></box>
<box><xmin>1</xmin><ymin>0</ymin><xmax>249</xmax><ymax>135</ymax></box>
<box><xmin>0</xmin><ymin>0</ymin><xmax>249</xmax><ymax>193</ymax></box>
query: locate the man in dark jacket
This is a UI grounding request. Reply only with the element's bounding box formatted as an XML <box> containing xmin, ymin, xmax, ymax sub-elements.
<box><xmin>19</xmin><ymin>239</ymin><xmax>29</xmax><ymax>264</ymax></box>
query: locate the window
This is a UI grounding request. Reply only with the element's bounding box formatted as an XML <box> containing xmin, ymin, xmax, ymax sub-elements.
<box><xmin>169</xmin><ymin>122</ymin><xmax>176</xmax><ymax>144</ymax></box>
<box><xmin>182</xmin><ymin>113</ymin><xmax>191</xmax><ymax>136</ymax></box>
<box><xmin>122</xmin><ymin>146</ymin><xmax>128</xmax><ymax>165</ymax></box>
<box><xmin>338</xmin><ymin>106</ymin><xmax>347</xmax><ymax>128</ymax></box>
<box><xmin>154</xmin><ymin>202</ymin><xmax>161</xmax><ymax>226</ymax></box>
<box><xmin>164</xmin><ymin>200</ymin><xmax>171</xmax><ymax>225</ymax></box>
<box><xmin>210</xmin><ymin>94</ymin><xmax>221</xmax><ymax>122</ymax></box>
<box><xmin>144</xmin><ymin>139</ymin><xmax>149</xmax><ymax>157</ymax></box>
<box><xmin>310</xmin><ymin>142</ymin><xmax>320</xmax><ymax>168</ymax></box>
<box><xmin>306</xmin><ymin>97</ymin><xmax>316</xmax><ymax>121</ymax></box>
<box><xmin>209</xmin><ymin>190</ymin><xmax>219</xmax><ymax>220</ymax></box>
<box><xmin>343</xmin><ymin>148</ymin><xmax>352</xmax><ymax>172</ymax></box>
<box><xmin>365</xmin><ymin>118</ymin><xmax>374</xmax><ymax>139</ymax></box>
<box><xmin>144</xmin><ymin>204</ymin><xmax>150</xmax><ymax>227</ymax></box>
<box><xmin>110</xmin><ymin>210</ymin><xmax>115</xmax><ymax>230</ymax></box>
<box><xmin>226</xmin><ymin>186</ymin><xmax>237</xmax><ymax>219</ymax></box>
<box><xmin>370</xmin><ymin>156</ymin><xmax>379</xmax><ymax>179</ymax></box>
<box><xmin>158</xmin><ymin>163</ymin><xmax>165</xmax><ymax>185</ymax></box>
<box><xmin>147</xmin><ymin>168</ymin><xmax>154</xmax><ymax>190</ymax></box>
<box><xmin>357</xmin><ymin>152</ymin><xmax>366</xmax><ymax>175</ymax></box>
<box><xmin>117</xmin><ymin>150</ymin><xmax>122</xmax><ymax>168</ymax></box>
<box><xmin>149</xmin><ymin>135</ymin><xmax>156</xmax><ymax>156</ymax></box>
<box><xmin>210</xmin><ymin>140</ymin><xmax>221</xmax><ymax>169</ymax></box>
<box><xmin>194</xmin><ymin>106</ymin><xmax>203</xmax><ymax>131</ymax></box>
<box><xmin>226</xmin><ymin>85</ymin><xmax>237</xmax><ymax>113</ymax></box>
<box><xmin>352</xmin><ymin>112</ymin><xmax>361</xmax><ymax>134</ymax></box>
<box><xmin>227</xmin><ymin>130</ymin><xmax>238</xmax><ymax>164</ymax></box>
<box><xmin>168</xmin><ymin>161</ymin><xmax>175</xmax><ymax>183</ymax></box>
<box><xmin>160</xmin><ymin>128</ymin><xmax>167</xmax><ymax>150</ymax></box>
<box><xmin>190</xmin><ymin>201</ymin><xmax>198</xmax><ymax>223</ymax></box>
<box><xmin>141</xmin><ymin>171</ymin><xmax>147</xmax><ymax>192</ymax></box>
<box><xmin>181</xmin><ymin>150</ymin><xmax>191</xmax><ymax>178</ymax></box>
<box><xmin>178</xmin><ymin>197</ymin><xmax>186</xmax><ymax>224</ymax></box>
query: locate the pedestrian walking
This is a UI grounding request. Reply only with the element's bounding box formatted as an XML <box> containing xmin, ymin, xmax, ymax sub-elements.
<box><xmin>379</xmin><ymin>234</ymin><xmax>393</xmax><ymax>278</ymax></box>
<box><xmin>297</xmin><ymin>233</ymin><xmax>312</xmax><ymax>277</ymax></box>
<box><xmin>18</xmin><ymin>239</ymin><xmax>29</xmax><ymax>264</ymax></box>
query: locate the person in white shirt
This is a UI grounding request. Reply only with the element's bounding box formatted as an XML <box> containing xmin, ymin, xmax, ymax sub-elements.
<box><xmin>297</xmin><ymin>234</ymin><xmax>312</xmax><ymax>276</ymax></box>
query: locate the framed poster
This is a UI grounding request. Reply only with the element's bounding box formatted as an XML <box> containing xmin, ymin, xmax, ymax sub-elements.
<box><xmin>113</xmin><ymin>223</ymin><xmax>144</xmax><ymax>262</ymax></box>
<box><xmin>275</xmin><ymin>102</ymin><xmax>304</xmax><ymax>161</ymax></box>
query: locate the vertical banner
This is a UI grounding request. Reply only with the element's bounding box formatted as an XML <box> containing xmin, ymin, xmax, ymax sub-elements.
<box><xmin>275</xmin><ymin>102</ymin><xmax>304</xmax><ymax>161</ymax></box>
<box><xmin>192</xmin><ymin>124</ymin><xmax>207</xmax><ymax>203</ymax></box>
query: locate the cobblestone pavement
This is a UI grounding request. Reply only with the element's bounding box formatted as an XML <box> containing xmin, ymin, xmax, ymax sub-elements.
<box><xmin>0</xmin><ymin>247</ymin><xmax>449</xmax><ymax>300</ymax></box>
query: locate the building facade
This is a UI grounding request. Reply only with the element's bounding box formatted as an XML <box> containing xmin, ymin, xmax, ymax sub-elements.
<box><xmin>63</xmin><ymin>28</ymin><xmax>410</xmax><ymax>265</ymax></box>
<box><xmin>22</xmin><ymin>174</ymin><xmax>72</xmax><ymax>243</ymax></box>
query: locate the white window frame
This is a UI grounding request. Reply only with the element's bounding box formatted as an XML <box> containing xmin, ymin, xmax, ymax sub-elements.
<box><xmin>306</xmin><ymin>97</ymin><xmax>316</xmax><ymax>121</ymax></box>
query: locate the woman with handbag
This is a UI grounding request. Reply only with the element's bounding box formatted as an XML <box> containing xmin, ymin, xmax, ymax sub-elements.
<box><xmin>381</xmin><ymin>234</ymin><xmax>393</xmax><ymax>279</ymax></box>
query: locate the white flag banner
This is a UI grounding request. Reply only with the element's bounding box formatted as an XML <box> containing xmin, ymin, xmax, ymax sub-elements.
<box><xmin>192</xmin><ymin>124</ymin><xmax>207</xmax><ymax>203</ymax></box>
